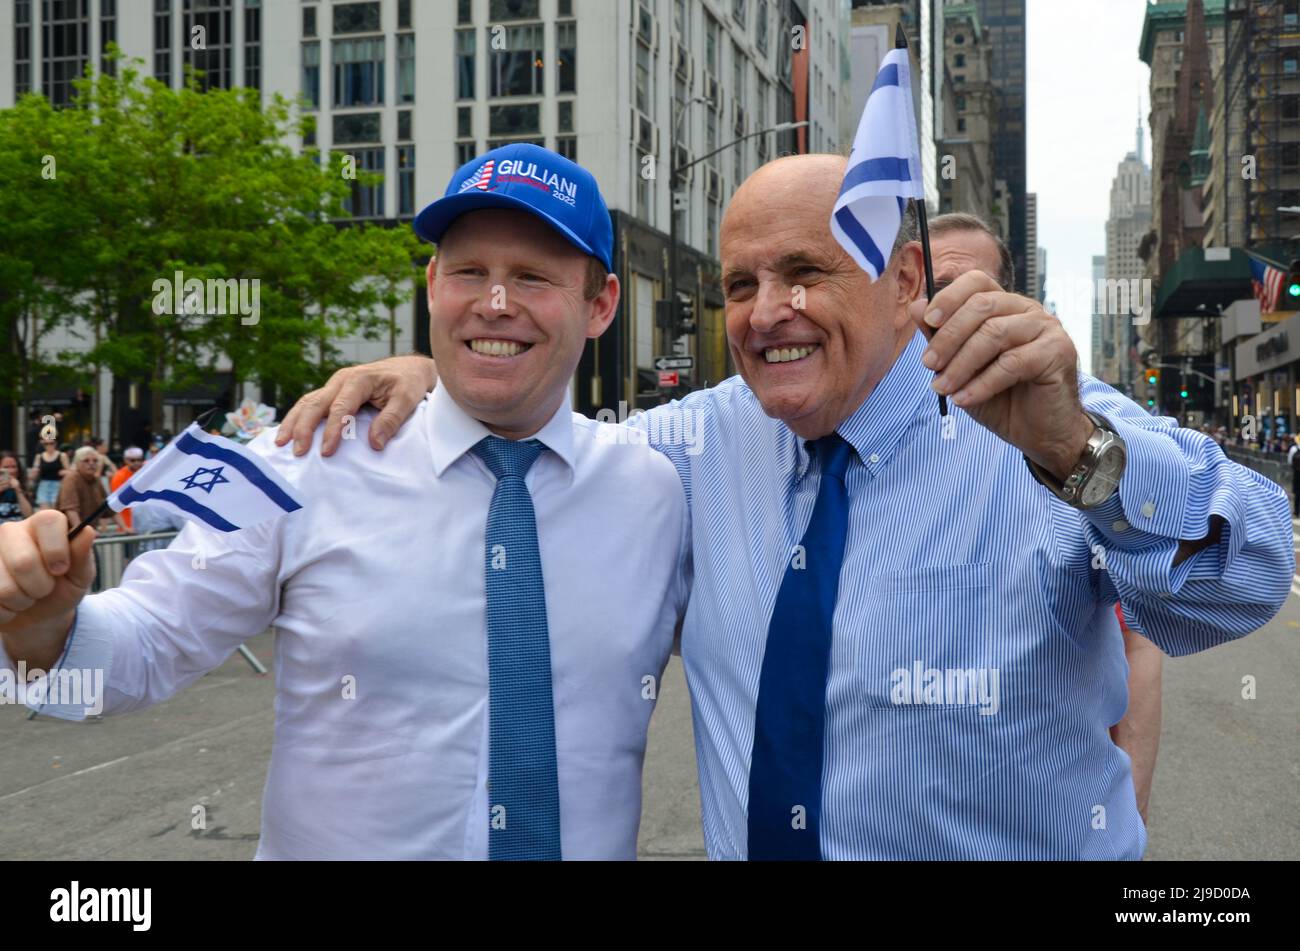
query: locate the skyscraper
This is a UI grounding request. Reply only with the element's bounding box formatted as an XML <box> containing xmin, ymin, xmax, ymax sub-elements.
<box><xmin>972</xmin><ymin>0</ymin><xmax>1026</xmax><ymax>294</ymax></box>
<box><xmin>1101</xmin><ymin>121</ymin><xmax>1153</xmax><ymax>394</ymax></box>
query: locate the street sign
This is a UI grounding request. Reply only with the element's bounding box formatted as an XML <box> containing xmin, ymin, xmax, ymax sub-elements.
<box><xmin>658</xmin><ymin>370</ymin><xmax>679</xmax><ymax>388</ymax></box>
<box><xmin>654</xmin><ymin>355</ymin><xmax>694</xmax><ymax>371</ymax></box>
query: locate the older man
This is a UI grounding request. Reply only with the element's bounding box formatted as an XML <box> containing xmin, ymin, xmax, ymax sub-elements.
<box><xmin>280</xmin><ymin>154</ymin><xmax>1292</xmax><ymax>860</ymax></box>
<box><xmin>1</xmin><ymin>144</ymin><xmax>688</xmax><ymax>860</ymax></box>
<box><xmin>928</xmin><ymin>211</ymin><xmax>1164</xmax><ymax>823</ymax></box>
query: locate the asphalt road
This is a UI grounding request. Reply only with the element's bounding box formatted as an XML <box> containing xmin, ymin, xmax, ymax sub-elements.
<box><xmin>2</xmin><ymin>568</ymin><xmax>1296</xmax><ymax>860</ymax></box>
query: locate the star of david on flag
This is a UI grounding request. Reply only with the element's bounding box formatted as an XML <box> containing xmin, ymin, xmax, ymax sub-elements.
<box><xmin>106</xmin><ymin>423</ymin><xmax>302</xmax><ymax>533</ymax></box>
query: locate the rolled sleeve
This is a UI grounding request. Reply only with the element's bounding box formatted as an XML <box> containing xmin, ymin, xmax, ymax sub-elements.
<box><xmin>1074</xmin><ymin>375</ymin><xmax>1293</xmax><ymax>656</ymax></box>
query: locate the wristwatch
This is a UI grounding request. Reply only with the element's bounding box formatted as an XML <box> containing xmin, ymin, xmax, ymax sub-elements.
<box><xmin>1024</xmin><ymin>411</ymin><xmax>1127</xmax><ymax>510</ymax></box>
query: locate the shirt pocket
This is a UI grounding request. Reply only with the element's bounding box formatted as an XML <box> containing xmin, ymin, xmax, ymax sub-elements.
<box><xmin>848</xmin><ymin>562</ymin><xmax>999</xmax><ymax>712</ymax></box>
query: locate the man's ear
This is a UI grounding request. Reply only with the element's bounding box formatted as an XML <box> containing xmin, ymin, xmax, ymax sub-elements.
<box><xmin>895</xmin><ymin>242</ymin><xmax>925</xmax><ymax>308</ymax></box>
<box><xmin>425</xmin><ymin>256</ymin><xmax>437</xmax><ymax>319</ymax></box>
<box><xmin>586</xmin><ymin>273</ymin><xmax>621</xmax><ymax>339</ymax></box>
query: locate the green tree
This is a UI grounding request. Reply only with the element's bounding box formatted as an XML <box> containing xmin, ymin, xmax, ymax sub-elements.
<box><xmin>0</xmin><ymin>51</ymin><xmax>422</xmax><ymax>443</ymax></box>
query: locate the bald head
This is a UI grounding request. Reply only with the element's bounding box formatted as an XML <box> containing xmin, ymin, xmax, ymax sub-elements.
<box><xmin>722</xmin><ymin>154</ymin><xmax>847</xmax><ymax>242</ymax></box>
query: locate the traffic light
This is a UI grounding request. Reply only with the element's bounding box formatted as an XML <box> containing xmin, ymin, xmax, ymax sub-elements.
<box><xmin>1286</xmin><ymin>259</ymin><xmax>1300</xmax><ymax>307</ymax></box>
<box><xmin>1146</xmin><ymin>368</ymin><xmax>1160</xmax><ymax>386</ymax></box>
<box><xmin>1180</xmin><ymin>389</ymin><xmax>1189</xmax><ymax>399</ymax></box>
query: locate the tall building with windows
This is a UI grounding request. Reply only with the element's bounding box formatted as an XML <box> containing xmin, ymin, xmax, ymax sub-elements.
<box><xmin>971</xmin><ymin>0</ymin><xmax>1026</xmax><ymax>294</ymax></box>
<box><xmin>1102</xmin><ymin>130</ymin><xmax>1153</xmax><ymax>395</ymax></box>
<box><xmin>1</xmin><ymin>0</ymin><xmax>850</xmax><ymax>437</ymax></box>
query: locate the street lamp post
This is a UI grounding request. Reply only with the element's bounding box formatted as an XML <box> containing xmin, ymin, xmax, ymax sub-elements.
<box><xmin>665</xmin><ymin>118</ymin><xmax>810</xmax><ymax>372</ymax></box>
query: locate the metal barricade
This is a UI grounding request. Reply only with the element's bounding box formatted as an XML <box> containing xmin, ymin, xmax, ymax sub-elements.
<box><xmin>90</xmin><ymin>531</ymin><xmax>181</xmax><ymax>592</ymax></box>
<box><xmin>87</xmin><ymin>529</ymin><xmax>268</xmax><ymax>674</ymax></box>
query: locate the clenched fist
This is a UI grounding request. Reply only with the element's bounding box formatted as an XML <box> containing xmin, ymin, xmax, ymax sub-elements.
<box><xmin>0</xmin><ymin>510</ymin><xmax>96</xmax><ymax>672</ymax></box>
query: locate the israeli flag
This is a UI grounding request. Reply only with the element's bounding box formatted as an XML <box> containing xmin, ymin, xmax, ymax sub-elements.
<box><xmin>108</xmin><ymin>424</ymin><xmax>302</xmax><ymax>532</ymax></box>
<box><xmin>831</xmin><ymin>47</ymin><xmax>926</xmax><ymax>280</ymax></box>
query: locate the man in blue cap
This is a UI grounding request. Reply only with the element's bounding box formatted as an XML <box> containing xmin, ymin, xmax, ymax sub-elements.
<box><xmin>0</xmin><ymin>144</ymin><xmax>690</xmax><ymax>860</ymax></box>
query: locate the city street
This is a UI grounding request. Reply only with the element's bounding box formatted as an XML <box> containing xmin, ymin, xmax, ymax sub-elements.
<box><xmin>2</xmin><ymin>556</ymin><xmax>1297</xmax><ymax>860</ymax></box>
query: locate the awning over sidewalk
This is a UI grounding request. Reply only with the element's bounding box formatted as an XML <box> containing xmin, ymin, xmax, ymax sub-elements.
<box><xmin>1153</xmin><ymin>247</ymin><xmax>1253</xmax><ymax>319</ymax></box>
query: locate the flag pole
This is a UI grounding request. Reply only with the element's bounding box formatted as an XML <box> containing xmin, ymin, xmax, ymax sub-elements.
<box><xmin>896</xmin><ymin>24</ymin><xmax>948</xmax><ymax>417</ymax></box>
<box><xmin>66</xmin><ymin>405</ymin><xmax>225</xmax><ymax>541</ymax></box>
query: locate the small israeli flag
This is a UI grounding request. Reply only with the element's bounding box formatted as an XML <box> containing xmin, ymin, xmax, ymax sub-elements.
<box><xmin>108</xmin><ymin>424</ymin><xmax>302</xmax><ymax>532</ymax></box>
<box><xmin>831</xmin><ymin>46</ymin><xmax>926</xmax><ymax>280</ymax></box>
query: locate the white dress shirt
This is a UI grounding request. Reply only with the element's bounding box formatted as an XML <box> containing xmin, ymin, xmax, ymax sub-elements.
<box><xmin>20</xmin><ymin>385</ymin><xmax>690</xmax><ymax>859</ymax></box>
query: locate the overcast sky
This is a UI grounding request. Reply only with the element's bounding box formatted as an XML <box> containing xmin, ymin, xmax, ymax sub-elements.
<box><xmin>1027</xmin><ymin>0</ymin><xmax>1152</xmax><ymax>375</ymax></box>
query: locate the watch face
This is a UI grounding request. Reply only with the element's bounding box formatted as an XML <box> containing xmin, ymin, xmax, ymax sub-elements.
<box><xmin>1081</xmin><ymin>445</ymin><xmax>1126</xmax><ymax>507</ymax></box>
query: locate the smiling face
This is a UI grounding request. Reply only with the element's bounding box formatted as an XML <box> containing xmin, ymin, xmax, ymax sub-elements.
<box><xmin>427</xmin><ymin>209</ymin><xmax>619</xmax><ymax>439</ymax></box>
<box><xmin>930</xmin><ymin>228</ymin><xmax>1006</xmax><ymax>292</ymax></box>
<box><xmin>721</xmin><ymin>155</ymin><xmax>924</xmax><ymax>440</ymax></box>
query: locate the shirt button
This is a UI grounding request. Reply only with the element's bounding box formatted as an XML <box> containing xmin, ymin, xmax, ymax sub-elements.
<box><xmin>869</xmin><ymin>453</ymin><xmax>880</xmax><ymax>464</ymax></box>
<box><xmin>1140</xmin><ymin>500</ymin><xmax>1156</xmax><ymax>519</ymax></box>
<box><xmin>1112</xmin><ymin>520</ymin><xmax>1129</xmax><ymax>532</ymax></box>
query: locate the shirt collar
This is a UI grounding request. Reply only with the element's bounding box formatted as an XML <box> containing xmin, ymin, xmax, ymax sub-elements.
<box><xmin>427</xmin><ymin>383</ymin><xmax>577</xmax><ymax>477</ymax></box>
<box><xmin>794</xmin><ymin>329</ymin><xmax>934</xmax><ymax>479</ymax></box>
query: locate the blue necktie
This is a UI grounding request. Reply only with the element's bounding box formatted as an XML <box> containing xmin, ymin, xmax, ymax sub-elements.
<box><xmin>748</xmin><ymin>433</ymin><xmax>854</xmax><ymax>860</ymax></box>
<box><xmin>472</xmin><ymin>436</ymin><xmax>562</xmax><ymax>861</ymax></box>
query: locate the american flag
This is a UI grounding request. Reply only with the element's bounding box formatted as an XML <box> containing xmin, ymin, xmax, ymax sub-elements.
<box><xmin>1248</xmin><ymin>254</ymin><xmax>1285</xmax><ymax>313</ymax></box>
<box><xmin>460</xmin><ymin>159</ymin><xmax>495</xmax><ymax>192</ymax></box>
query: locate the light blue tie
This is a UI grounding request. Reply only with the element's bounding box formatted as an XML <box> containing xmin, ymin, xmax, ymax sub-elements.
<box><xmin>472</xmin><ymin>436</ymin><xmax>562</xmax><ymax>861</ymax></box>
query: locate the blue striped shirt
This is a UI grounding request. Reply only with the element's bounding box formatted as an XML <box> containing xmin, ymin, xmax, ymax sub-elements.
<box><xmin>632</xmin><ymin>329</ymin><xmax>1292</xmax><ymax>859</ymax></box>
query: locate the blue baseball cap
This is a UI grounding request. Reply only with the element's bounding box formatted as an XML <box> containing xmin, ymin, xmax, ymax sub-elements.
<box><xmin>413</xmin><ymin>143</ymin><xmax>614</xmax><ymax>272</ymax></box>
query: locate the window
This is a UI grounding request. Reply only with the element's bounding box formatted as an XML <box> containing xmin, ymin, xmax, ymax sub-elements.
<box><xmin>956</xmin><ymin>94</ymin><xmax>966</xmax><ymax>110</ymax></box>
<box><xmin>756</xmin><ymin>0</ymin><xmax>768</xmax><ymax>56</ymax></box>
<box><xmin>333</xmin><ymin>37</ymin><xmax>384</xmax><ymax>106</ymax></box>
<box><xmin>489</xmin><ymin>102</ymin><xmax>540</xmax><ymax>136</ymax></box>
<box><xmin>100</xmin><ymin>0</ymin><xmax>116</xmax><ymax>75</ymax></box>
<box><xmin>303</xmin><ymin>4</ymin><xmax>315</xmax><ymax>37</ymax></box>
<box><xmin>954</xmin><ymin>33</ymin><xmax>964</xmax><ymax>44</ymax></box>
<box><xmin>490</xmin><ymin>0</ymin><xmax>540</xmax><ymax>20</ymax></box>
<box><xmin>302</xmin><ymin>41</ymin><xmax>320</xmax><ymax>108</ymax></box>
<box><xmin>1283</xmin><ymin>97</ymin><xmax>1300</xmax><ymax>121</ymax></box>
<box><xmin>341</xmin><ymin>147</ymin><xmax>385</xmax><ymax>219</ymax></box>
<box><xmin>244</xmin><ymin>0</ymin><xmax>260</xmax><ymax>90</ymax></box>
<box><xmin>1286</xmin><ymin>58</ymin><xmax>1298</xmax><ymax>75</ymax></box>
<box><xmin>732</xmin><ymin>0</ymin><xmax>748</xmax><ymax>31</ymax></box>
<box><xmin>557</xmin><ymin>99</ymin><xmax>573</xmax><ymax>133</ymax></box>
<box><xmin>333</xmin><ymin>2</ymin><xmax>380</xmax><ymax>35</ymax></box>
<box><xmin>954</xmin><ymin>53</ymin><xmax>965</xmax><ymax>67</ymax></box>
<box><xmin>333</xmin><ymin>112</ymin><xmax>381</xmax><ymax>144</ymax></box>
<box><xmin>457</xmin><ymin>141</ymin><xmax>476</xmax><ymax>165</ymax></box>
<box><xmin>556</xmin><ymin>20</ymin><xmax>576</xmax><ymax>94</ymax></box>
<box><xmin>674</xmin><ymin>0</ymin><xmax>688</xmax><ymax>42</ymax></box>
<box><xmin>15</xmin><ymin>0</ymin><xmax>32</xmax><ymax>95</ymax></box>
<box><xmin>635</xmin><ymin>38</ymin><xmax>651</xmax><ymax>114</ymax></box>
<box><xmin>1283</xmin><ymin>143</ymin><xmax>1300</xmax><ymax>168</ymax></box>
<box><xmin>397</xmin><ymin>0</ymin><xmax>411</xmax><ymax>30</ymax></box>
<box><xmin>458</xmin><ymin>105</ymin><xmax>473</xmax><ymax>138</ymax></box>
<box><xmin>487</xmin><ymin>137</ymin><xmax>544</xmax><ymax>149</ymax></box>
<box><xmin>456</xmin><ymin>29</ymin><xmax>475</xmax><ymax>99</ymax></box>
<box><xmin>398</xmin><ymin>110</ymin><xmax>413</xmax><ymax>140</ymax></box>
<box><xmin>706</xmin><ymin>14</ymin><xmax>720</xmax><ymax>78</ymax></box>
<box><xmin>397</xmin><ymin>34</ymin><xmax>415</xmax><ymax>104</ymax></box>
<box><xmin>489</xmin><ymin>23</ymin><xmax>543</xmax><ymax>96</ymax></box>
<box><xmin>182</xmin><ymin>0</ymin><xmax>234</xmax><ymax>92</ymax></box>
<box><xmin>556</xmin><ymin>136</ymin><xmax>577</xmax><ymax>160</ymax></box>
<box><xmin>707</xmin><ymin>198</ymin><xmax>719</xmax><ymax>258</ymax></box>
<box><xmin>559</xmin><ymin>0</ymin><xmax>572</xmax><ymax>16</ymax></box>
<box><xmin>957</xmin><ymin>118</ymin><xmax>966</xmax><ymax>133</ymax></box>
<box><xmin>43</xmin><ymin>0</ymin><xmax>90</xmax><ymax>107</ymax></box>
<box><xmin>398</xmin><ymin>145</ymin><xmax>415</xmax><ymax>217</ymax></box>
<box><xmin>459</xmin><ymin>0</ymin><xmax>472</xmax><ymax>25</ymax></box>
